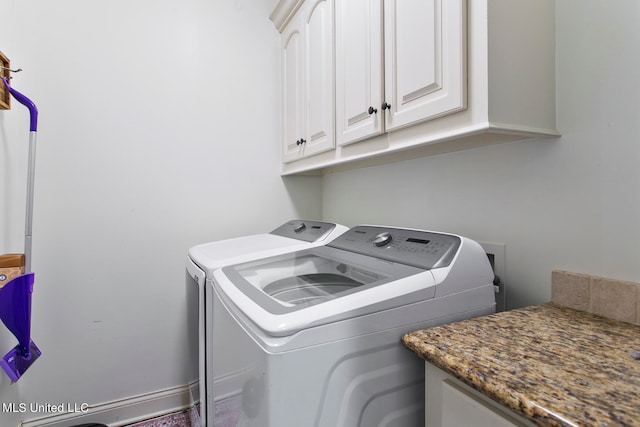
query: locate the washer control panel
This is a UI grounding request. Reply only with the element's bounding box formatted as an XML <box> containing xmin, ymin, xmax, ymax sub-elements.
<box><xmin>271</xmin><ymin>220</ymin><xmax>339</xmax><ymax>243</ymax></box>
<box><xmin>329</xmin><ymin>226</ymin><xmax>461</xmax><ymax>269</ymax></box>
<box><xmin>373</xmin><ymin>231</ymin><xmax>393</xmax><ymax>247</ymax></box>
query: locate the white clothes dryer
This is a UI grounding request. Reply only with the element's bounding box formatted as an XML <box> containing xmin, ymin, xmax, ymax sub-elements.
<box><xmin>208</xmin><ymin>225</ymin><xmax>496</xmax><ymax>427</ymax></box>
<box><xmin>185</xmin><ymin>220</ymin><xmax>348</xmax><ymax>427</ymax></box>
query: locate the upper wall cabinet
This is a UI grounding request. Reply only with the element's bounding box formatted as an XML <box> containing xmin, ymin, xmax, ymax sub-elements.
<box><xmin>281</xmin><ymin>0</ymin><xmax>335</xmax><ymax>163</ymax></box>
<box><xmin>335</xmin><ymin>0</ymin><xmax>466</xmax><ymax>147</ymax></box>
<box><xmin>271</xmin><ymin>0</ymin><xmax>559</xmax><ymax>175</ymax></box>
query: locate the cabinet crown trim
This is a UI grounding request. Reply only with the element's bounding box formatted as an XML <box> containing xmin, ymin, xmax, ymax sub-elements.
<box><xmin>270</xmin><ymin>0</ymin><xmax>304</xmax><ymax>32</ymax></box>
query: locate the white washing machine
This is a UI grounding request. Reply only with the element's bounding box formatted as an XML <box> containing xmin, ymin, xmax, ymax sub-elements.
<box><xmin>185</xmin><ymin>220</ymin><xmax>348</xmax><ymax>427</ymax></box>
<box><xmin>208</xmin><ymin>225</ymin><xmax>496</xmax><ymax>427</ymax></box>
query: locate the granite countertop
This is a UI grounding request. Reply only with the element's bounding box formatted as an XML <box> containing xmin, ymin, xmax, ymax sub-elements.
<box><xmin>402</xmin><ymin>303</ymin><xmax>640</xmax><ymax>427</ymax></box>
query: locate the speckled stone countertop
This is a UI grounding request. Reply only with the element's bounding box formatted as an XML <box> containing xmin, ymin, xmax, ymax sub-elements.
<box><xmin>402</xmin><ymin>303</ymin><xmax>640</xmax><ymax>427</ymax></box>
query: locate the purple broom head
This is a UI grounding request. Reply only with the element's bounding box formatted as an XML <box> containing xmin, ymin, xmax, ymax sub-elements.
<box><xmin>0</xmin><ymin>273</ymin><xmax>41</xmax><ymax>382</ymax></box>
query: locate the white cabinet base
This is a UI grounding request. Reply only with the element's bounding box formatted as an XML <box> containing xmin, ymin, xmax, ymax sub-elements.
<box><xmin>425</xmin><ymin>363</ymin><xmax>536</xmax><ymax>427</ymax></box>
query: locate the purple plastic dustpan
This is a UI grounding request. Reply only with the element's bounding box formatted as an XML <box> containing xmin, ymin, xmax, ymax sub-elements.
<box><xmin>0</xmin><ymin>273</ymin><xmax>41</xmax><ymax>382</ymax></box>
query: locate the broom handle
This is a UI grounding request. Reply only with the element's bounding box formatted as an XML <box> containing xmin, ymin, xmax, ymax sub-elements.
<box><xmin>2</xmin><ymin>77</ymin><xmax>39</xmax><ymax>273</ymax></box>
<box><xmin>24</xmin><ymin>130</ymin><xmax>37</xmax><ymax>273</ymax></box>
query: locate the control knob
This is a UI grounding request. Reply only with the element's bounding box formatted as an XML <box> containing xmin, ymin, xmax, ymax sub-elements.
<box><xmin>373</xmin><ymin>231</ymin><xmax>392</xmax><ymax>247</ymax></box>
<box><xmin>294</xmin><ymin>222</ymin><xmax>306</xmax><ymax>233</ymax></box>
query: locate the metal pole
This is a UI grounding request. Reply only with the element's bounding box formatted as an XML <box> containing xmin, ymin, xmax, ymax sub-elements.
<box><xmin>24</xmin><ymin>130</ymin><xmax>37</xmax><ymax>273</ymax></box>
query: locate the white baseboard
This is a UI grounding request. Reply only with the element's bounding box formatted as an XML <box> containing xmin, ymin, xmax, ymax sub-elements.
<box><xmin>20</xmin><ymin>385</ymin><xmax>192</xmax><ymax>427</ymax></box>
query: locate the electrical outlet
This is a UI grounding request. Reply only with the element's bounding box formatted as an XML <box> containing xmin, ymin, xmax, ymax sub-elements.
<box><xmin>478</xmin><ymin>242</ymin><xmax>506</xmax><ymax>312</ymax></box>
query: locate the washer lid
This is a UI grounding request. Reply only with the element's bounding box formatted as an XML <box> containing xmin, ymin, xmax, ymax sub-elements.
<box><xmin>216</xmin><ymin>245</ymin><xmax>436</xmax><ymax>335</ymax></box>
<box><xmin>188</xmin><ymin>234</ymin><xmax>304</xmax><ymax>275</ymax></box>
<box><xmin>188</xmin><ymin>220</ymin><xmax>347</xmax><ymax>275</ymax></box>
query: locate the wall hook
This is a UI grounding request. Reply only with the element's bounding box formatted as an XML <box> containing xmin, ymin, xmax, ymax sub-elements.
<box><xmin>0</xmin><ymin>65</ymin><xmax>22</xmax><ymax>74</ymax></box>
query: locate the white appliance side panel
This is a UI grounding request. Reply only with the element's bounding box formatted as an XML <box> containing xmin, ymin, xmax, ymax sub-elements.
<box><xmin>315</xmin><ymin>334</ymin><xmax>425</xmax><ymax>427</ymax></box>
<box><xmin>210</xmin><ymin>285</ymin><xmax>269</xmax><ymax>427</ymax></box>
<box><xmin>431</xmin><ymin>236</ymin><xmax>495</xmax><ymax>297</ymax></box>
<box><xmin>185</xmin><ymin>257</ymin><xmax>206</xmax><ymax>427</ymax></box>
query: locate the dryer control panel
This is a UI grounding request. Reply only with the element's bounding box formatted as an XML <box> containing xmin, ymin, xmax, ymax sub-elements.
<box><xmin>270</xmin><ymin>220</ymin><xmax>340</xmax><ymax>243</ymax></box>
<box><xmin>328</xmin><ymin>226</ymin><xmax>461</xmax><ymax>269</ymax></box>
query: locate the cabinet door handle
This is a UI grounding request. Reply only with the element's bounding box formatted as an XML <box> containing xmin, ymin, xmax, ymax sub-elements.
<box><xmin>299</xmin><ymin>138</ymin><xmax>306</xmax><ymax>145</ymax></box>
<box><xmin>296</xmin><ymin>139</ymin><xmax>301</xmax><ymax>146</ymax></box>
<box><xmin>368</xmin><ymin>106</ymin><xmax>378</xmax><ymax>115</ymax></box>
<box><xmin>381</xmin><ymin>102</ymin><xmax>391</xmax><ymax>110</ymax></box>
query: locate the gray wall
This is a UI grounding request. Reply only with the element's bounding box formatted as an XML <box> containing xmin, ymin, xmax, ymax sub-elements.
<box><xmin>0</xmin><ymin>0</ymin><xmax>321</xmax><ymax>425</ymax></box>
<box><xmin>322</xmin><ymin>0</ymin><xmax>640</xmax><ymax>309</ymax></box>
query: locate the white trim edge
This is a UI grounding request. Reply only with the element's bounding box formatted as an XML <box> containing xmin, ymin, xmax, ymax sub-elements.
<box><xmin>269</xmin><ymin>0</ymin><xmax>304</xmax><ymax>32</ymax></box>
<box><xmin>20</xmin><ymin>385</ymin><xmax>191</xmax><ymax>427</ymax></box>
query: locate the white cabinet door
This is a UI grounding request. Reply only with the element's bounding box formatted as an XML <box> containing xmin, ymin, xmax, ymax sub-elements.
<box><xmin>335</xmin><ymin>0</ymin><xmax>466</xmax><ymax>145</ymax></box>
<box><xmin>440</xmin><ymin>381</ymin><xmax>526</xmax><ymax>427</ymax></box>
<box><xmin>303</xmin><ymin>0</ymin><xmax>335</xmax><ymax>157</ymax></box>
<box><xmin>384</xmin><ymin>0</ymin><xmax>466</xmax><ymax>131</ymax></box>
<box><xmin>282</xmin><ymin>11</ymin><xmax>305</xmax><ymax>162</ymax></box>
<box><xmin>335</xmin><ymin>0</ymin><xmax>383</xmax><ymax>146</ymax></box>
<box><xmin>282</xmin><ymin>0</ymin><xmax>335</xmax><ymax>163</ymax></box>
